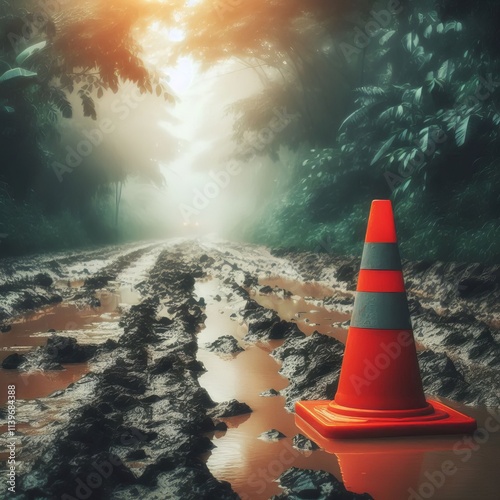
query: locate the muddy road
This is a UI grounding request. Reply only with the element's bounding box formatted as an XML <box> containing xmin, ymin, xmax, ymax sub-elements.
<box><xmin>1</xmin><ymin>239</ymin><xmax>499</xmax><ymax>499</ymax></box>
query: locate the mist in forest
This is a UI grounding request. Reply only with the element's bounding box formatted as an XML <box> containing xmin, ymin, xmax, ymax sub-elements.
<box><xmin>1</xmin><ymin>0</ymin><xmax>499</xmax><ymax>263</ymax></box>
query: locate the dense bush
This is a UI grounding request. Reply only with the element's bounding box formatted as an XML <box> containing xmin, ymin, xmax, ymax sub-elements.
<box><xmin>244</xmin><ymin>0</ymin><xmax>500</xmax><ymax>264</ymax></box>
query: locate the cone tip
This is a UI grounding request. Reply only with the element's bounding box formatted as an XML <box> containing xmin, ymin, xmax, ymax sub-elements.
<box><xmin>365</xmin><ymin>199</ymin><xmax>397</xmax><ymax>243</ymax></box>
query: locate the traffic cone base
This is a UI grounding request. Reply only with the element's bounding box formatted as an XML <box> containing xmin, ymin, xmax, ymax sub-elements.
<box><xmin>294</xmin><ymin>412</ymin><xmax>464</xmax><ymax>454</ymax></box>
<box><xmin>295</xmin><ymin>200</ymin><xmax>477</xmax><ymax>439</ymax></box>
<box><xmin>295</xmin><ymin>399</ymin><xmax>477</xmax><ymax>439</ymax></box>
<box><xmin>327</xmin><ymin>400</ymin><xmax>435</xmax><ymax>419</ymax></box>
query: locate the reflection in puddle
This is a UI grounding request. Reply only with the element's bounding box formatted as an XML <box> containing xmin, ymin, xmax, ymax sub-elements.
<box><xmin>251</xmin><ymin>288</ymin><xmax>349</xmax><ymax>344</ymax></box>
<box><xmin>196</xmin><ymin>277</ymin><xmax>500</xmax><ymax>500</ymax></box>
<box><xmin>296</xmin><ymin>403</ymin><xmax>500</xmax><ymax>500</ymax></box>
<box><xmin>54</xmin><ymin>279</ymin><xmax>86</xmax><ymax>289</ymax></box>
<box><xmin>0</xmin><ymin>286</ymin><xmax>139</xmax><ymax>406</ymax></box>
<box><xmin>260</xmin><ymin>277</ymin><xmax>339</xmax><ymax>300</ymax></box>
<box><xmin>0</xmin><ymin>364</ymin><xmax>89</xmax><ymax>405</ymax></box>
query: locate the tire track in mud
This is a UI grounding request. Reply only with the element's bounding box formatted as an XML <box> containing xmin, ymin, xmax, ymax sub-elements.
<box><xmin>3</xmin><ymin>240</ymin><xmax>500</xmax><ymax>499</ymax></box>
<box><xmin>0</xmin><ymin>243</ymin><xmax>159</xmax><ymax>323</ymax></box>
<box><xmin>10</xmin><ymin>243</ymin><xmax>241</xmax><ymax>500</ymax></box>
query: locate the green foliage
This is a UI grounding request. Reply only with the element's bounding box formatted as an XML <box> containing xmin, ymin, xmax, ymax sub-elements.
<box><xmin>0</xmin><ymin>0</ymin><xmax>175</xmax><ymax>255</ymax></box>
<box><xmin>244</xmin><ymin>0</ymin><xmax>500</xmax><ymax>263</ymax></box>
<box><xmin>0</xmin><ymin>186</ymin><xmax>90</xmax><ymax>255</ymax></box>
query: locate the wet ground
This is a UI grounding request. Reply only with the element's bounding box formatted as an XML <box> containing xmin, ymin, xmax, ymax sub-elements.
<box><xmin>0</xmin><ymin>238</ymin><xmax>499</xmax><ymax>499</ymax></box>
<box><xmin>195</xmin><ymin>276</ymin><xmax>500</xmax><ymax>500</ymax></box>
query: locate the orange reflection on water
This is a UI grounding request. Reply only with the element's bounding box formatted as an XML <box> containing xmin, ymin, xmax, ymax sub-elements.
<box><xmin>252</xmin><ymin>281</ymin><xmax>350</xmax><ymax>344</ymax></box>
<box><xmin>196</xmin><ymin>277</ymin><xmax>500</xmax><ymax>500</ymax></box>
<box><xmin>296</xmin><ymin>404</ymin><xmax>500</xmax><ymax>500</ymax></box>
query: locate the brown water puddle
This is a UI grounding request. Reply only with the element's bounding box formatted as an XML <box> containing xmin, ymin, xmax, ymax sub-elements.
<box><xmin>0</xmin><ymin>287</ymin><xmax>139</xmax><ymax>406</ymax></box>
<box><xmin>0</xmin><ymin>364</ymin><xmax>89</xmax><ymax>406</ymax></box>
<box><xmin>54</xmin><ymin>279</ymin><xmax>86</xmax><ymax>289</ymax></box>
<box><xmin>259</xmin><ymin>277</ymin><xmax>340</xmax><ymax>300</ymax></box>
<box><xmin>196</xmin><ymin>278</ymin><xmax>500</xmax><ymax>500</ymax></box>
<box><xmin>252</xmin><ymin>280</ymin><xmax>350</xmax><ymax>344</ymax></box>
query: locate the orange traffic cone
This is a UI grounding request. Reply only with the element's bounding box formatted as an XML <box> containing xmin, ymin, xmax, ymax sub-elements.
<box><xmin>296</xmin><ymin>200</ymin><xmax>477</xmax><ymax>438</ymax></box>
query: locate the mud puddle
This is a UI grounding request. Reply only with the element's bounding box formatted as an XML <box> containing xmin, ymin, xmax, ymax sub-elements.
<box><xmin>251</xmin><ymin>282</ymin><xmax>350</xmax><ymax>344</ymax></box>
<box><xmin>0</xmin><ymin>287</ymin><xmax>141</xmax><ymax>412</ymax></box>
<box><xmin>259</xmin><ymin>276</ymin><xmax>340</xmax><ymax>300</ymax></box>
<box><xmin>196</xmin><ymin>277</ymin><xmax>500</xmax><ymax>500</ymax></box>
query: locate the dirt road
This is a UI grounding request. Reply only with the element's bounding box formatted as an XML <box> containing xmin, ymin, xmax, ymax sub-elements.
<box><xmin>1</xmin><ymin>239</ymin><xmax>499</xmax><ymax>499</ymax></box>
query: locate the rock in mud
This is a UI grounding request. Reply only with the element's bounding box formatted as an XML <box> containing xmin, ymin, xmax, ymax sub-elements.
<box><xmin>272</xmin><ymin>332</ymin><xmax>344</xmax><ymax>412</ymax></box>
<box><xmin>259</xmin><ymin>429</ymin><xmax>286</xmax><ymax>441</ymax></box>
<box><xmin>292</xmin><ymin>434</ymin><xmax>319</xmax><ymax>452</ymax></box>
<box><xmin>335</xmin><ymin>263</ymin><xmax>357</xmax><ymax>286</ymax></box>
<box><xmin>111</xmin><ymin>463</ymin><xmax>239</xmax><ymax>500</ymax></box>
<box><xmin>151</xmin><ymin>354</ymin><xmax>176</xmax><ymax>375</ymax></box>
<box><xmin>1</xmin><ymin>352</ymin><xmax>26</xmax><ymax>369</ymax></box>
<box><xmin>209</xmin><ymin>399</ymin><xmax>252</xmax><ymax>418</ymax></box>
<box><xmin>243</xmin><ymin>300</ymin><xmax>305</xmax><ymax>341</ymax></box>
<box><xmin>272</xmin><ymin>467</ymin><xmax>373</xmax><ymax>499</ymax></box>
<box><xmin>102</xmin><ymin>367</ymin><xmax>147</xmax><ymax>394</ymax></box>
<box><xmin>458</xmin><ymin>275</ymin><xmax>497</xmax><ymax>298</ymax></box>
<box><xmin>45</xmin><ymin>335</ymin><xmax>97</xmax><ymax>363</ymax></box>
<box><xmin>204</xmin><ymin>335</ymin><xmax>243</xmax><ymax>355</ymax></box>
<box><xmin>33</xmin><ymin>272</ymin><xmax>53</xmax><ymax>287</ymax></box>
<box><xmin>214</xmin><ymin>421</ymin><xmax>228</xmax><ymax>431</ymax></box>
<box><xmin>260</xmin><ymin>388</ymin><xmax>280</xmax><ymax>397</ymax></box>
<box><xmin>15</xmin><ymin>289</ymin><xmax>62</xmax><ymax>311</ymax></box>
<box><xmin>1</xmin><ymin>323</ymin><xmax>11</xmax><ymax>332</ymax></box>
<box><xmin>417</xmin><ymin>350</ymin><xmax>470</xmax><ymax>401</ymax></box>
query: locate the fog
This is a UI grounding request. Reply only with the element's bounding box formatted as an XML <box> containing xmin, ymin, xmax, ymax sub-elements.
<box><xmin>53</xmin><ymin>21</ymin><xmax>286</xmax><ymax>242</ymax></box>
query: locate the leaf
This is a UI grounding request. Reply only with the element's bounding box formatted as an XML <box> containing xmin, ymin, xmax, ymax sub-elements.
<box><xmin>445</xmin><ymin>21</ymin><xmax>463</xmax><ymax>33</ymax></box>
<box><xmin>355</xmin><ymin>86</ymin><xmax>386</xmax><ymax>97</ymax></box>
<box><xmin>50</xmin><ymin>87</ymin><xmax>72</xmax><ymax>118</ymax></box>
<box><xmin>0</xmin><ymin>67</ymin><xmax>37</xmax><ymax>83</ymax></box>
<box><xmin>79</xmin><ymin>90</ymin><xmax>97</xmax><ymax>120</ymax></box>
<box><xmin>371</xmin><ymin>135</ymin><xmax>397</xmax><ymax>165</ymax></box>
<box><xmin>402</xmin><ymin>32</ymin><xmax>419</xmax><ymax>52</ymax></box>
<box><xmin>419</xmin><ymin>127</ymin><xmax>430</xmax><ymax>152</ymax></box>
<box><xmin>436</xmin><ymin>23</ymin><xmax>444</xmax><ymax>34</ymax></box>
<box><xmin>97</xmin><ymin>87</ymin><xmax>103</xmax><ymax>99</ymax></box>
<box><xmin>438</xmin><ymin>60</ymin><xmax>455</xmax><ymax>82</ymax></box>
<box><xmin>338</xmin><ymin>106</ymin><xmax>369</xmax><ymax>130</ymax></box>
<box><xmin>15</xmin><ymin>41</ymin><xmax>47</xmax><ymax>66</ymax></box>
<box><xmin>378</xmin><ymin>104</ymin><xmax>405</xmax><ymax>122</ymax></box>
<box><xmin>455</xmin><ymin>116</ymin><xmax>470</xmax><ymax>146</ymax></box>
<box><xmin>423</xmin><ymin>25</ymin><xmax>433</xmax><ymax>38</ymax></box>
<box><xmin>414</xmin><ymin>87</ymin><xmax>423</xmax><ymax>105</ymax></box>
<box><xmin>156</xmin><ymin>84</ymin><xmax>162</xmax><ymax>97</ymax></box>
